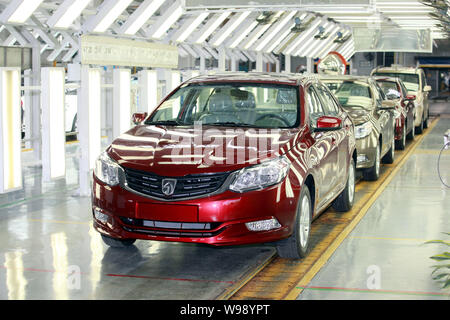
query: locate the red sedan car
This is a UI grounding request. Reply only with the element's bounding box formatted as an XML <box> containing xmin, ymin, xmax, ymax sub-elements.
<box><xmin>375</xmin><ymin>77</ymin><xmax>416</xmax><ymax>150</ymax></box>
<box><xmin>92</xmin><ymin>73</ymin><xmax>356</xmax><ymax>259</ymax></box>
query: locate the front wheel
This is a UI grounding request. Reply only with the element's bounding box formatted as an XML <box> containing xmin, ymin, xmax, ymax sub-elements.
<box><xmin>395</xmin><ymin>125</ymin><xmax>406</xmax><ymax>150</ymax></box>
<box><xmin>406</xmin><ymin>120</ymin><xmax>415</xmax><ymax>140</ymax></box>
<box><xmin>101</xmin><ymin>235</ymin><xmax>136</xmax><ymax>248</ymax></box>
<box><xmin>332</xmin><ymin>158</ymin><xmax>355</xmax><ymax>212</ymax></box>
<box><xmin>276</xmin><ymin>187</ymin><xmax>312</xmax><ymax>259</ymax></box>
<box><xmin>423</xmin><ymin>109</ymin><xmax>429</xmax><ymax>129</ymax></box>
<box><xmin>382</xmin><ymin>136</ymin><xmax>395</xmax><ymax>164</ymax></box>
<box><xmin>363</xmin><ymin>143</ymin><xmax>381</xmax><ymax>181</ymax></box>
<box><xmin>415</xmin><ymin>113</ymin><xmax>424</xmax><ymax>134</ymax></box>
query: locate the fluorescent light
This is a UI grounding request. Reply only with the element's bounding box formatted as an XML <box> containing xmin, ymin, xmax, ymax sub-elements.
<box><xmin>0</xmin><ymin>68</ymin><xmax>22</xmax><ymax>193</ymax></box>
<box><xmin>229</xmin><ymin>21</ymin><xmax>258</xmax><ymax>48</ymax></box>
<box><xmin>212</xmin><ymin>11</ymin><xmax>251</xmax><ymax>47</ymax></box>
<box><xmin>41</xmin><ymin>68</ymin><xmax>66</xmax><ymax>181</ymax></box>
<box><xmin>243</xmin><ymin>11</ymin><xmax>285</xmax><ymax>50</ymax></box>
<box><xmin>139</xmin><ymin>70</ymin><xmax>158</xmax><ymax>114</ymax></box>
<box><xmin>1</xmin><ymin>0</ymin><xmax>44</xmax><ymax>23</ymax></box>
<box><xmin>48</xmin><ymin>0</ymin><xmax>91</xmax><ymax>29</ymax></box>
<box><xmin>265</xmin><ymin>23</ymin><xmax>294</xmax><ymax>53</ymax></box>
<box><xmin>255</xmin><ymin>11</ymin><xmax>297</xmax><ymax>52</ymax></box>
<box><xmin>93</xmin><ymin>0</ymin><xmax>133</xmax><ymax>33</ymax></box>
<box><xmin>195</xmin><ymin>12</ymin><xmax>231</xmax><ymax>44</ymax></box>
<box><xmin>113</xmin><ymin>69</ymin><xmax>131</xmax><ymax>138</ymax></box>
<box><xmin>151</xmin><ymin>3</ymin><xmax>183</xmax><ymax>39</ymax></box>
<box><xmin>121</xmin><ymin>0</ymin><xmax>166</xmax><ymax>35</ymax></box>
<box><xmin>284</xmin><ymin>18</ymin><xmax>322</xmax><ymax>55</ymax></box>
<box><xmin>175</xmin><ymin>12</ymin><xmax>209</xmax><ymax>42</ymax></box>
<box><xmin>171</xmin><ymin>71</ymin><xmax>180</xmax><ymax>118</ymax></box>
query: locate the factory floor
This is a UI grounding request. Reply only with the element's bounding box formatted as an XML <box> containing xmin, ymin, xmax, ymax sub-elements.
<box><xmin>0</xmin><ymin>103</ymin><xmax>449</xmax><ymax>300</ymax></box>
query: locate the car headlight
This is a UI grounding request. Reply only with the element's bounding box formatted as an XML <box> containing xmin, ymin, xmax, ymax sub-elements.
<box><xmin>94</xmin><ymin>151</ymin><xmax>121</xmax><ymax>186</ymax></box>
<box><xmin>355</xmin><ymin>122</ymin><xmax>373</xmax><ymax>139</ymax></box>
<box><xmin>229</xmin><ymin>156</ymin><xmax>290</xmax><ymax>193</ymax></box>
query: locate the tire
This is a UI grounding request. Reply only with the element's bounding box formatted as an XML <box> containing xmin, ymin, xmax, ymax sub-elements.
<box><xmin>276</xmin><ymin>187</ymin><xmax>312</xmax><ymax>259</ymax></box>
<box><xmin>395</xmin><ymin>125</ymin><xmax>406</xmax><ymax>150</ymax></box>
<box><xmin>423</xmin><ymin>109</ymin><xmax>429</xmax><ymax>129</ymax></box>
<box><xmin>382</xmin><ymin>136</ymin><xmax>395</xmax><ymax>164</ymax></box>
<box><xmin>406</xmin><ymin>120</ymin><xmax>415</xmax><ymax>140</ymax></box>
<box><xmin>332</xmin><ymin>158</ymin><xmax>355</xmax><ymax>212</ymax></box>
<box><xmin>415</xmin><ymin>113</ymin><xmax>424</xmax><ymax>134</ymax></box>
<box><xmin>101</xmin><ymin>234</ymin><xmax>136</xmax><ymax>248</ymax></box>
<box><xmin>363</xmin><ymin>143</ymin><xmax>381</xmax><ymax>181</ymax></box>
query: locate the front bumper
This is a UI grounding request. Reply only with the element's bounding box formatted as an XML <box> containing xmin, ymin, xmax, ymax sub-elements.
<box><xmin>355</xmin><ymin>132</ymin><xmax>378</xmax><ymax>170</ymax></box>
<box><xmin>92</xmin><ymin>174</ymin><xmax>300</xmax><ymax>246</ymax></box>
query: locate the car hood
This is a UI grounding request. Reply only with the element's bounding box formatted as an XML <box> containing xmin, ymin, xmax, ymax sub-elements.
<box><xmin>342</xmin><ymin>106</ymin><xmax>372</xmax><ymax>125</ymax></box>
<box><xmin>108</xmin><ymin>125</ymin><xmax>301</xmax><ymax>176</ymax></box>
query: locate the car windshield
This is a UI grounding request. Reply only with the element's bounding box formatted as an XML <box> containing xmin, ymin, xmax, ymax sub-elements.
<box><xmin>146</xmin><ymin>83</ymin><xmax>299</xmax><ymax>128</ymax></box>
<box><xmin>377</xmin><ymin>81</ymin><xmax>401</xmax><ymax>99</ymax></box>
<box><xmin>324</xmin><ymin>81</ymin><xmax>373</xmax><ymax>110</ymax></box>
<box><xmin>373</xmin><ymin>72</ymin><xmax>419</xmax><ymax>92</ymax></box>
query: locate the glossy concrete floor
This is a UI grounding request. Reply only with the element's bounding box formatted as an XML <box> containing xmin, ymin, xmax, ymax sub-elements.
<box><xmin>297</xmin><ymin>111</ymin><xmax>450</xmax><ymax>300</ymax></box>
<box><xmin>0</xmin><ymin>142</ymin><xmax>275</xmax><ymax>300</ymax></box>
<box><xmin>1</xmin><ymin>104</ymin><xmax>449</xmax><ymax>300</ymax></box>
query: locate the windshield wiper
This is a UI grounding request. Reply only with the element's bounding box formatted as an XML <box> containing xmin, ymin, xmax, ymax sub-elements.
<box><xmin>145</xmin><ymin>120</ymin><xmax>183</xmax><ymax>126</ymax></box>
<box><xmin>203</xmin><ymin>122</ymin><xmax>255</xmax><ymax>127</ymax></box>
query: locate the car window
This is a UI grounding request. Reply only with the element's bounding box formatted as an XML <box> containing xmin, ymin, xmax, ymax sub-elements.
<box><xmin>333</xmin><ymin>81</ymin><xmax>373</xmax><ymax>110</ymax></box>
<box><xmin>306</xmin><ymin>86</ymin><xmax>325</xmax><ymax>129</ymax></box>
<box><xmin>373</xmin><ymin>72</ymin><xmax>419</xmax><ymax>92</ymax></box>
<box><xmin>147</xmin><ymin>83</ymin><xmax>299</xmax><ymax>128</ymax></box>
<box><xmin>377</xmin><ymin>81</ymin><xmax>401</xmax><ymax>99</ymax></box>
<box><xmin>316</xmin><ymin>85</ymin><xmax>340</xmax><ymax>116</ymax></box>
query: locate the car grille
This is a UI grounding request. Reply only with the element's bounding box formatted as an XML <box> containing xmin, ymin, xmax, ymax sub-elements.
<box><xmin>123</xmin><ymin>167</ymin><xmax>231</xmax><ymax>200</ymax></box>
<box><xmin>120</xmin><ymin>217</ymin><xmax>223</xmax><ymax>238</ymax></box>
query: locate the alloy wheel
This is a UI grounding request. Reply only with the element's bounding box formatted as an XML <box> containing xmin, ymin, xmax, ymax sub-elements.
<box><xmin>299</xmin><ymin>195</ymin><xmax>311</xmax><ymax>249</ymax></box>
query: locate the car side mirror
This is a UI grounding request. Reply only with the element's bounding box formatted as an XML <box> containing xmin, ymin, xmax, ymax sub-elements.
<box><xmin>315</xmin><ymin>116</ymin><xmax>342</xmax><ymax>132</ymax></box>
<box><xmin>132</xmin><ymin>112</ymin><xmax>148</xmax><ymax>125</ymax></box>
<box><xmin>386</xmin><ymin>93</ymin><xmax>401</xmax><ymax>100</ymax></box>
<box><xmin>380</xmin><ymin>100</ymin><xmax>395</xmax><ymax>110</ymax></box>
<box><xmin>424</xmin><ymin>85</ymin><xmax>432</xmax><ymax>92</ymax></box>
<box><xmin>405</xmin><ymin>94</ymin><xmax>416</xmax><ymax>101</ymax></box>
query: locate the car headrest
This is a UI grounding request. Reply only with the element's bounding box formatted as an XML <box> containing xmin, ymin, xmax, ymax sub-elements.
<box><xmin>208</xmin><ymin>92</ymin><xmax>234</xmax><ymax>112</ymax></box>
<box><xmin>231</xmin><ymin>89</ymin><xmax>256</xmax><ymax>109</ymax></box>
<box><xmin>276</xmin><ymin>88</ymin><xmax>297</xmax><ymax>104</ymax></box>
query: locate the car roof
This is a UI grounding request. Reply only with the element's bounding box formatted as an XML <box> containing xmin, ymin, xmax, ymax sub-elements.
<box><xmin>319</xmin><ymin>74</ymin><xmax>371</xmax><ymax>83</ymax></box>
<box><xmin>372</xmin><ymin>66</ymin><xmax>420</xmax><ymax>74</ymax></box>
<box><xmin>185</xmin><ymin>71</ymin><xmax>318</xmax><ymax>86</ymax></box>
<box><xmin>372</xmin><ymin>75</ymin><xmax>401</xmax><ymax>83</ymax></box>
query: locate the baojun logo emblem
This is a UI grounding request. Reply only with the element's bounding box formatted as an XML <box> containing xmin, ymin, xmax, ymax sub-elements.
<box><xmin>162</xmin><ymin>179</ymin><xmax>177</xmax><ymax>196</ymax></box>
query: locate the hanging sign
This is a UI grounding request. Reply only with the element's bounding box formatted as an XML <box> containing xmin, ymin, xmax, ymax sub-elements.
<box><xmin>80</xmin><ymin>35</ymin><xmax>179</xmax><ymax>68</ymax></box>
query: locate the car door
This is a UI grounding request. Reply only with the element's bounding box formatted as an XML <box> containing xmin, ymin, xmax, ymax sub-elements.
<box><xmin>305</xmin><ymin>85</ymin><xmax>338</xmax><ymax>212</ymax></box>
<box><xmin>373</xmin><ymin>83</ymin><xmax>394</xmax><ymax>156</ymax></box>
<box><xmin>315</xmin><ymin>84</ymin><xmax>348</xmax><ymax>197</ymax></box>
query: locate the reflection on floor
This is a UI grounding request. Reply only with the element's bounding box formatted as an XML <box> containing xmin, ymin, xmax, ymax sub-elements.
<box><xmin>297</xmin><ymin>112</ymin><xmax>450</xmax><ymax>300</ymax></box>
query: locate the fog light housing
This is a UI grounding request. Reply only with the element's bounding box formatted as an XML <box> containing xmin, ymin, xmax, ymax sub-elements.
<box><xmin>245</xmin><ymin>218</ymin><xmax>281</xmax><ymax>232</ymax></box>
<box><xmin>94</xmin><ymin>209</ymin><xmax>110</xmax><ymax>224</ymax></box>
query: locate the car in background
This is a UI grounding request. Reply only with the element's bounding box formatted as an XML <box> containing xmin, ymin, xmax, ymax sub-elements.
<box><xmin>374</xmin><ymin>76</ymin><xmax>416</xmax><ymax>150</ymax></box>
<box><xmin>92</xmin><ymin>72</ymin><xmax>357</xmax><ymax>260</ymax></box>
<box><xmin>321</xmin><ymin>75</ymin><xmax>396</xmax><ymax>181</ymax></box>
<box><xmin>371</xmin><ymin>66</ymin><xmax>432</xmax><ymax>134</ymax></box>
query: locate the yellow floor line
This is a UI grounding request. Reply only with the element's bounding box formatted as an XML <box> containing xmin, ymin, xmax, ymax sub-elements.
<box><xmin>284</xmin><ymin>118</ymin><xmax>438</xmax><ymax>300</ymax></box>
